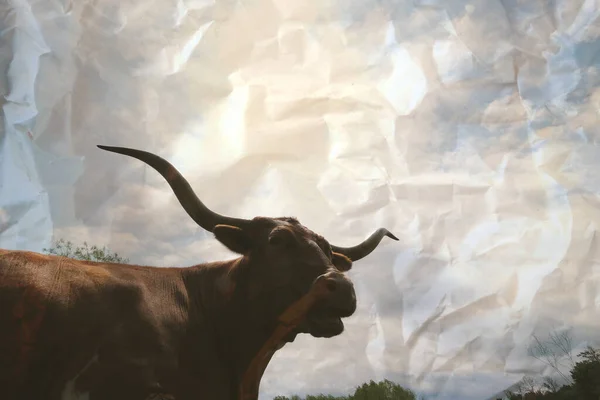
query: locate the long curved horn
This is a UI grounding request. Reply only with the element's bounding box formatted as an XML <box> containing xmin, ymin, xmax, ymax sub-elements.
<box><xmin>331</xmin><ymin>228</ymin><xmax>398</xmax><ymax>261</ymax></box>
<box><xmin>97</xmin><ymin>145</ymin><xmax>251</xmax><ymax>232</ymax></box>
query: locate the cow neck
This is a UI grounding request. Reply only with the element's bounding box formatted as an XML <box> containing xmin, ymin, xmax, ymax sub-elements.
<box><xmin>183</xmin><ymin>257</ymin><xmax>280</xmax><ymax>395</ymax></box>
<box><xmin>220</xmin><ymin>256</ymin><xmax>282</xmax><ymax>392</ymax></box>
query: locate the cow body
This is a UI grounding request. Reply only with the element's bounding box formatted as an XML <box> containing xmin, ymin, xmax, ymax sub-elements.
<box><xmin>0</xmin><ymin>249</ymin><xmax>251</xmax><ymax>399</ymax></box>
<box><xmin>0</xmin><ymin>146</ymin><xmax>398</xmax><ymax>400</ymax></box>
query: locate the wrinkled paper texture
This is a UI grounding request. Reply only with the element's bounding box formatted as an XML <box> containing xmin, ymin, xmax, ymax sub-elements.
<box><xmin>1</xmin><ymin>0</ymin><xmax>600</xmax><ymax>399</ymax></box>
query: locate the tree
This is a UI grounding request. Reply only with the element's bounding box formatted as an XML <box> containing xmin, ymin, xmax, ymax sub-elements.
<box><xmin>570</xmin><ymin>346</ymin><xmax>600</xmax><ymax>400</ymax></box>
<box><xmin>43</xmin><ymin>238</ymin><xmax>129</xmax><ymax>264</ymax></box>
<box><xmin>541</xmin><ymin>376</ymin><xmax>562</xmax><ymax>393</ymax></box>
<box><xmin>504</xmin><ymin>329</ymin><xmax>578</xmax><ymax>399</ymax></box>
<box><xmin>275</xmin><ymin>396</ymin><xmax>343</xmax><ymax>400</ymax></box>
<box><xmin>273</xmin><ymin>343</ymin><xmax>599</xmax><ymax>400</ymax></box>
<box><xmin>505</xmin><ymin>376</ymin><xmax>545</xmax><ymax>400</ymax></box>
<box><xmin>503</xmin><ymin>328</ymin><xmax>599</xmax><ymax>400</ymax></box>
<box><xmin>528</xmin><ymin>329</ymin><xmax>576</xmax><ymax>385</ymax></box>
<box><xmin>352</xmin><ymin>379</ymin><xmax>416</xmax><ymax>400</ymax></box>
<box><xmin>273</xmin><ymin>380</ymin><xmax>416</xmax><ymax>400</ymax></box>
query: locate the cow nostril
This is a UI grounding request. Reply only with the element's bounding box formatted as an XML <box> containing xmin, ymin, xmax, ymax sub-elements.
<box><xmin>325</xmin><ymin>279</ymin><xmax>337</xmax><ymax>292</ymax></box>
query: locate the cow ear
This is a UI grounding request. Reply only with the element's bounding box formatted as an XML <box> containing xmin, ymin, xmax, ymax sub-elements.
<box><xmin>332</xmin><ymin>252</ymin><xmax>352</xmax><ymax>272</ymax></box>
<box><xmin>213</xmin><ymin>225</ymin><xmax>253</xmax><ymax>254</ymax></box>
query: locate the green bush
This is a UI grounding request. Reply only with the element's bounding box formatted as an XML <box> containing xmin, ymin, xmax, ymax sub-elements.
<box><xmin>43</xmin><ymin>238</ymin><xmax>129</xmax><ymax>264</ymax></box>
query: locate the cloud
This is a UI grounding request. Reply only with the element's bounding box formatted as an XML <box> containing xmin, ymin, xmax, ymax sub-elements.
<box><xmin>3</xmin><ymin>0</ymin><xmax>600</xmax><ymax>399</ymax></box>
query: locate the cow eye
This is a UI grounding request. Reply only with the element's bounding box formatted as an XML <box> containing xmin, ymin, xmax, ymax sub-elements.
<box><xmin>268</xmin><ymin>229</ymin><xmax>294</xmax><ymax>247</ymax></box>
<box><xmin>268</xmin><ymin>234</ymin><xmax>284</xmax><ymax>246</ymax></box>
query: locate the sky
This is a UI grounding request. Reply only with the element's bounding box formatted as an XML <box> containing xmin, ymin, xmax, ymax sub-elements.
<box><xmin>1</xmin><ymin>0</ymin><xmax>600</xmax><ymax>399</ymax></box>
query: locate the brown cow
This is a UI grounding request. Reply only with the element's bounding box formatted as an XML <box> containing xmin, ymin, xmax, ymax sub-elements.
<box><xmin>0</xmin><ymin>145</ymin><xmax>397</xmax><ymax>400</ymax></box>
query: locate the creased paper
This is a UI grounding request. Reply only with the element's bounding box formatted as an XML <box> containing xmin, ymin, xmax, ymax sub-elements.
<box><xmin>1</xmin><ymin>0</ymin><xmax>599</xmax><ymax>399</ymax></box>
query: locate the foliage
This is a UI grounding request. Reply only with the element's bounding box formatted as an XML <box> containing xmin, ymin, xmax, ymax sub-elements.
<box><xmin>273</xmin><ymin>379</ymin><xmax>417</xmax><ymax>400</ymax></box>
<box><xmin>570</xmin><ymin>346</ymin><xmax>600</xmax><ymax>400</ymax></box>
<box><xmin>503</xmin><ymin>331</ymin><xmax>600</xmax><ymax>400</ymax></box>
<box><xmin>352</xmin><ymin>379</ymin><xmax>417</xmax><ymax>400</ymax></box>
<box><xmin>274</xmin><ymin>341</ymin><xmax>599</xmax><ymax>400</ymax></box>
<box><xmin>43</xmin><ymin>238</ymin><xmax>129</xmax><ymax>264</ymax></box>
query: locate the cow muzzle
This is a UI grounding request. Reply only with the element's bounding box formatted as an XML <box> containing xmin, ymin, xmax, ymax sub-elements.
<box><xmin>304</xmin><ymin>270</ymin><xmax>357</xmax><ymax>338</ymax></box>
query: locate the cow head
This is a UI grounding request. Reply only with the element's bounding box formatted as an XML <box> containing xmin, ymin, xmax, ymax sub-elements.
<box><xmin>97</xmin><ymin>145</ymin><xmax>397</xmax><ymax>340</ymax></box>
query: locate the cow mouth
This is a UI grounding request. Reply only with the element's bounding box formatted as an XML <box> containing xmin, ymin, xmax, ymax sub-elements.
<box><xmin>281</xmin><ymin>308</ymin><xmax>346</xmax><ymax>343</ymax></box>
<box><xmin>305</xmin><ymin>306</ymin><xmax>350</xmax><ymax>338</ymax></box>
<box><xmin>281</xmin><ymin>305</ymin><xmax>348</xmax><ymax>342</ymax></box>
<box><xmin>307</xmin><ymin>315</ymin><xmax>344</xmax><ymax>338</ymax></box>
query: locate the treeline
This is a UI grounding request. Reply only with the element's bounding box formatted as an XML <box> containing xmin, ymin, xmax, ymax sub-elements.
<box><xmin>502</xmin><ymin>345</ymin><xmax>600</xmax><ymax>400</ymax></box>
<box><xmin>273</xmin><ymin>346</ymin><xmax>600</xmax><ymax>400</ymax></box>
<box><xmin>273</xmin><ymin>379</ymin><xmax>419</xmax><ymax>400</ymax></box>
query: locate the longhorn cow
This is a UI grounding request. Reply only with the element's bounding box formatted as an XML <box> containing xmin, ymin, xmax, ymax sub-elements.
<box><xmin>0</xmin><ymin>145</ymin><xmax>397</xmax><ymax>400</ymax></box>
